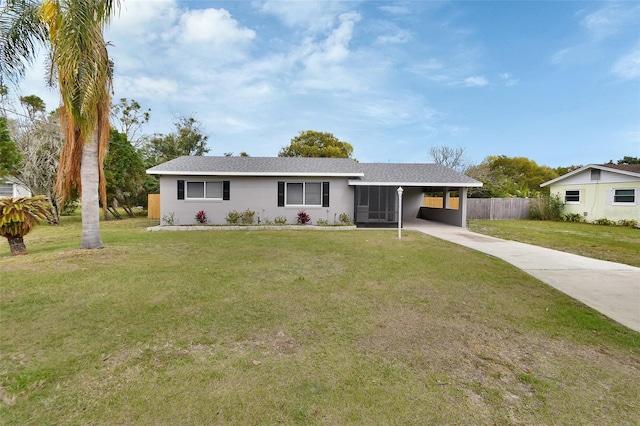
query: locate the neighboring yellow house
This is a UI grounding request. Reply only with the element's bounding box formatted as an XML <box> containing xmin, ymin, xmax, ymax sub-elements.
<box><xmin>541</xmin><ymin>164</ymin><xmax>640</xmax><ymax>222</ymax></box>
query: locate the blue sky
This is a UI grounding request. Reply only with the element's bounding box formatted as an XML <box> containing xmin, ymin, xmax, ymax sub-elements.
<box><xmin>16</xmin><ymin>0</ymin><xmax>640</xmax><ymax>167</ymax></box>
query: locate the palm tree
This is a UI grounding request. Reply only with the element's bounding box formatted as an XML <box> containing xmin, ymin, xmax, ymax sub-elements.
<box><xmin>1</xmin><ymin>0</ymin><xmax>118</xmax><ymax>249</ymax></box>
<box><xmin>0</xmin><ymin>195</ymin><xmax>52</xmax><ymax>255</ymax></box>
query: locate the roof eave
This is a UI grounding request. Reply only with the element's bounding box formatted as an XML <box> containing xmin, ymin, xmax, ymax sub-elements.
<box><xmin>146</xmin><ymin>170</ymin><xmax>365</xmax><ymax>177</ymax></box>
<box><xmin>348</xmin><ymin>180</ymin><xmax>483</xmax><ymax>187</ymax></box>
<box><xmin>540</xmin><ymin>164</ymin><xmax>640</xmax><ymax>187</ymax></box>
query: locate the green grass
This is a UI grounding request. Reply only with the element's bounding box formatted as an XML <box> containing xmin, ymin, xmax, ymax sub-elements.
<box><xmin>1</xmin><ymin>217</ymin><xmax>639</xmax><ymax>425</ymax></box>
<box><xmin>469</xmin><ymin>219</ymin><xmax>640</xmax><ymax>267</ymax></box>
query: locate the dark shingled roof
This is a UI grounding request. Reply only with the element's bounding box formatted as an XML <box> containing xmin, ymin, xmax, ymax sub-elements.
<box><xmin>147</xmin><ymin>156</ymin><xmax>482</xmax><ymax>186</ymax></box>
<box><xmin>597</xmin><ymin>164</ymin><xmax>640</xmax><ymax>173</ymax></box>
<box><xmin>146</xmin><ymin>156</ymin><xmax>362</xmax><ymax>176</ymax></box>
<box><xmin>541</xmin><ymin>163</ymin><xmax>640</xmax><ymax>187</ymax></box>
<box><xmin>352</xmin><ymin>163</ymin><xmax>481</xmax><ymax>185</ymax></box>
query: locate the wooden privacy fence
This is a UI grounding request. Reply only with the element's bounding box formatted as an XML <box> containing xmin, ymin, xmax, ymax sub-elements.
<box><xmin>423</xmin><ymin>197</ymin><xmax>459</xmax><ymax>209</ymax></box>
<box><xmin>466</xmin><ymin>198</ymin><xmax>530</xmax><ymax>220</ymax></box>
<box><xmin>147</xmin><ymin>194</ymin><xmax>160</xmax><ymax>220</ymax></box>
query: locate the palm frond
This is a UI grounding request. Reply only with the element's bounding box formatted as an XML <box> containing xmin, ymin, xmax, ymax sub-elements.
<box><xmin>0</xmin><ymin>195</ymin><xmax>52</xmax><ymax>238</ymax></box>
<box><xmin>0</xmin><ymin>0</ymin><xmax>48</xmax><ymax>84</ymax></box>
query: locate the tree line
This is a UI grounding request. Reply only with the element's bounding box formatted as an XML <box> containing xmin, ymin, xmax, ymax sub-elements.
<box><xmin>1</xmin><ymin>95</ymin><xmax>210</xmax><ymax>223</ymax></box>
<box><xmin>427</xmin><ymin>146</ymin><xmax>638</xmax><ymax>199</ymax></box>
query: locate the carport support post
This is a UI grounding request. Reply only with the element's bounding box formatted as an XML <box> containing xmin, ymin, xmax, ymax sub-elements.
<box><xmin>397</xmin><ymin>186</ymin><xmax>404</xmax><ymax>239</ymax></box>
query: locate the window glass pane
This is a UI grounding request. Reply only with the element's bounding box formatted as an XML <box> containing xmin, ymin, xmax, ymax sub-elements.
<box><xmin>386</xmin><ymin>187</ymin><xmax>396</xmax><ymax>211</ymax></box>
<box><xmin>187</xmin><ymin>182</ymin><xmax>204</xmax><ymax>198</ymax></box>
<box><xmin>358</xmin><ymin>187</ymin><xmax>368</xmax><ymax>206</ymax></box>
<box><xmin>0</xmin><ymin>184</ymin><xmax>12</xmax><ymax>197</ymax></box>
<box><xmin>614</xmin><ymin>189</ymin><xmax>635</xmax><ymax>203</ymax></box>
<box><xmin>287</xmin><ymin>183</ymin><xmax>303</xmax><ymax>204</ymax></box>
<box><xmin>206</xmin><ymin>182</ymin><xmax>222</xmax><ymax>198</ymax></box>
<box><xmin>305</xmin><ymin>182</ymin><xmax>321</xmax><ymax>205</ymax></box>
<box><xmin>565</xmin><ymin>190</ymin><xmax>580</xmax><ymax>203</ymax></box>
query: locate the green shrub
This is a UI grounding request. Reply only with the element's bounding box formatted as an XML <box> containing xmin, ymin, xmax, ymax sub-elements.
<box><xmin>274</xmin><ymin>216</ymin><xmax>287</xmax><ymax>225</ymax></box>
<box><xmin>339</xmin><ymin>212</ymin><xmax>352</xmax><ymax>225</ymax></box>
<box><xmin>529</xmin><ymin>194</ymin><xmax>564</xmax><ymax>221</ymax></box>
<box><xmin>593</xmin><ymin>218</ymin><xmax>614</xmax><ymax>226</ymax></box>
<box><xmin>61</xmin><ymin>198</ymin><xmax>79</xmax><ymax>216</ymax></box>
<box><xmin>162</xmin><ymin>212</ymin><xmax>176</xmax><ymax>226</ymax></box>
<box><xmin>225</xmin><ymin>210</ymin><xmax>240</xmax><ymax>225</ymax></box>
<box><xmin>241</xmin><ymin>209</ymin><xmax>255</xmax><ymax>225</ymax></box>
<box><xmin>618</xmin><ymin>219</ymin><xmax>639</xmax><ymax>228</ymax></box>
<box><xmin>316</xmin><ymin>218</ymin><xmax>329</xmax><ymax>226</ymax></box>
<box><xmin>563</xmin><ymin>213</ymin><xmax>585</xmax><ymax>223</ymax></box>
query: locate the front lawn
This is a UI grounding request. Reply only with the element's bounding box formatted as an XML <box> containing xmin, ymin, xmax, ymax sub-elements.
<box><xmin>1</xmin><ymin>217</ymin><xmax>639</xmax><ymax>424</ymax></box>
<box><xmin>469</xmin><ymin>219</ymin><xmax>640</xmax><ymax>267</ymax></box>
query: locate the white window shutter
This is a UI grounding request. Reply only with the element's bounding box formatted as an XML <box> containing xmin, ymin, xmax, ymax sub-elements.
<box><xmin>605</xmin><ymin>189</ymin><xmax>613</xmax><ymax>205</ymax></box>
<box><xmin>635</xmin><ymin>188</ymin><xmax>640</xmax><ymax>205</ymax></box>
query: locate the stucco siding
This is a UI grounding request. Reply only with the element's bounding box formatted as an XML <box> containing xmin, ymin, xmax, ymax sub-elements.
<box><xmin>159</xmin><ymin>176</ymin><xmax>354</xmax><ymax>225</ymax></box>
<box><xmin>551</xmin><ymin>182</ymin><xmax>640</xmax><ymax>222</ymax></box>
<box><xmin>402</xmin><ymin>187</ymin><xmax>424</xmax><ymax>220</ymax></box>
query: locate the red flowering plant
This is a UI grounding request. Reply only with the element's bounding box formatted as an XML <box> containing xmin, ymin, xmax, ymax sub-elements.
<box><xmin>296</xmin><ymin>210</ymin><xmax>311</xmax><ymax>224</ymax></box>
<box><xmin>195</xmin><ymin>210</ymin><xmax>207</xmax><ymax>224</ymax></box>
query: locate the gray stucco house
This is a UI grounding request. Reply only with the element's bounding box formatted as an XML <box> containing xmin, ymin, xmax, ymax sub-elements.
<box><xmin>146</xmin><ymin>156</ymin><xmax>482</xmax><ymax>227</ymax></box>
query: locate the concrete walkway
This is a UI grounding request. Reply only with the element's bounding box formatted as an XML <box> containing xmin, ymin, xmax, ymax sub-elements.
<box><xmin>404</xmin><ymin>219</ymin><xmax>640</xmax><ymax>333</ymax></box>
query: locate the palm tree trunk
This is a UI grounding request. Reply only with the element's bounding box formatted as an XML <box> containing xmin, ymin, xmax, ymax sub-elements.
<box><xmin>8</xmin><ymin>236</ymin><xmax>27</xmax><ymax>255</ymax></box>
<box><xmin>80</xmin><ymin>133</ymin><xmax>104</xmax><ymax>249</ymax></box>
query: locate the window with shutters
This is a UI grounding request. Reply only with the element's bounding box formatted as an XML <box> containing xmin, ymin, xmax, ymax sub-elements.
<box><xmin>613</xmin><ymin>189</ymin><xmax>635</xmax><ymax>204</ymax></box>
<box><xmin>285</xmin><ymin>182</ymin><xmax>324</xmax><ymax>206</ymax></box>
<box><xmin>564</xmin><ymin>190</ymin><xmax>580</xmax><ymax>204</ymax></box>
<box><xmin>185</xmin><ymin>181</ymin><xmax>228</xmax><ymax>200</ymax></box>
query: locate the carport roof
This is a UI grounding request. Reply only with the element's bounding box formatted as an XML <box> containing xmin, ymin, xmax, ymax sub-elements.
<box><xmin>350</xmin><ymin>163</ymin><xmax>482</xmax><ymax>187</ymax></box>
<box><xmin>146</xmin><ymin>156</ymin><xmax>482</xmax><ymax>187</ymax></box>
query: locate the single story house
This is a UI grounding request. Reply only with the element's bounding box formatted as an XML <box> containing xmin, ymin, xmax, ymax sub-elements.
<box><xmin>146</xmin><ymin>156</ymin><xmax>482</xmax><ymax>227</ymax></box>
<box><xmin>540</xmin><ymin>164</ymin><xmax>640</xmax><ymax>222</ymax></box>
<box><xmin>0</xmin><ymin>177</ymin><xmax>31</xmax><ymax>198</ymax></box>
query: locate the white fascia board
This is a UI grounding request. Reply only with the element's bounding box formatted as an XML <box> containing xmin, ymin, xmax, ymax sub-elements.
<box><xmin>348</xmin><ymin>180</ymin><xmax>483</xmax><ymax>187</ymax></box>
<box><xmin>147</xmin><ymin>170</ymin><xmax>365</xmax><ymax>177</ymax></box>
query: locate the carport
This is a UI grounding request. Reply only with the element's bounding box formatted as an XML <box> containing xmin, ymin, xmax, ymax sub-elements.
<box><xmin>350</xmin><ymin>163</ymin><xmax>482</xmax><ymax>228</ymax></box>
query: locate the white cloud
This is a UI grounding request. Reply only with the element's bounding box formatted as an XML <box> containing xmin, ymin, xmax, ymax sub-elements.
<box><xmin>499</xmin><ymin>72</ymin><xmax>519</xmax><ymax>87</ymax></box>
<box><xmin>108</xmin><ymin>0</ymin><xmax>179</xmax><ymax>42</ymax></box>
<box><xmin>114</xmin><ymin>76</ymin><xmax>180</xmax><ymax>101</ymax></box>
<box><xmin>376</xmin><ymin>32</ymin><xmax>410</xmax><ymax>44</ymax></box>
<box><xmin>463</xmin><ymin>76</ymin><xmax>489</xmax><ymax>87</ymax></box>
<box><xmin>550</xmin><ymin>44</ymin><xmax>594</xmax><ymax>67</ymax></box>
<box><xmin>289</xmin><ymin>11</ymin><xmax>363</xmax><ymax>92</ymax></box>
<box><xmin>378</xmin><ymin>5</ymin><xmax>410</xmax><ymax>15</ymax></box>
<box><xmin>579</xmin><ymin>3</ymin><xmax>640</xmax><ymax>40</ymax></box>
<box><xmin>178</xmin><ymin>8</ymin><xmax>256</xmax><ymax>45</ymax></box>
<box><xmin>612</xmin><ymin>47</ymin><xmax>640</xmax><ymax>80</ymax></box>
<box><xmin>258</xmin><ymin>0</ymin><xmax>351</xmax><ymax>33</ymax></box>
<box><xmin>374</xmin><ymin>21</ymin><xmax>411</xmax><ymax>45</ymax></box>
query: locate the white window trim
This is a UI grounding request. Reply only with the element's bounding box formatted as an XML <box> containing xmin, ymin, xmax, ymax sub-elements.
<box><xmin>564</xmin><ymin>189</ymin><xmax>580</xmax><ymax>205</ymax></box>
<box><xmin>612</xmin><ymin>188</ymin><xmax>636</xmax><ymax>206</ymax></box>
<box><xmin>285</xmin><ymin>181</ymin><xmax>322</xmax><ymax>207</ymax></box>
<box><xmin>185</xmin><ymin>180</ymin><xmax>223</xmax><ymax>200</ymax></box>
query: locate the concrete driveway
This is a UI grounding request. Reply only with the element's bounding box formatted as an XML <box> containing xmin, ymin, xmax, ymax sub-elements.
<box><xmin>404</xmin><ymin>219</ymin><xmax>640</xmax><ymax>333</ymax></box>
